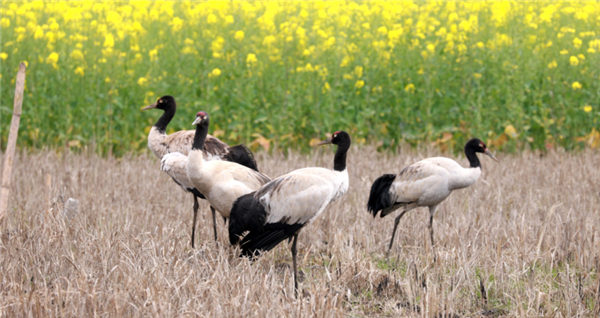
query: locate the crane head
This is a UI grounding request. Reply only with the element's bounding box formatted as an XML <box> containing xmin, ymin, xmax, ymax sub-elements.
<box><xmin>467</xmin><ymin>138</ymin><xmax>499</xmax><ymax>163</ymax></box>
<box><xmin>317</xmin><ymin>131</ymin><xmax>350</xmax><ymax>146</ymax></box>
<box><xmin>192</xmin><ymin>111</ymin><xmax>209</xmax><ymax>125</ymax></box>
<box><xmin>141</xmin><ymin>95</ymin><xmax>175</xmax><ymax>111</ymax></box>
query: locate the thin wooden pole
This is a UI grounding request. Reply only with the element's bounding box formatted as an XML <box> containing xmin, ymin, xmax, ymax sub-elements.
<box><xmin>0</xmin><ymin>62</ymin><xmax>27</xmax><ymax>223</ymax></box>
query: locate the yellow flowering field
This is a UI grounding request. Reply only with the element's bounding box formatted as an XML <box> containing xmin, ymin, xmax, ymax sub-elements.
<box><xmin>1</xmin><ymin>1</ymin><xmax>599</xmax><ymax>154</ymax></box>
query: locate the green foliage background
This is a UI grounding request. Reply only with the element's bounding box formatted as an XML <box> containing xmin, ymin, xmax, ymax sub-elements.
<box><xmin>1</xmin><ymin>1</ymin><xmax>599</xmax><ymax>155</ymax></box>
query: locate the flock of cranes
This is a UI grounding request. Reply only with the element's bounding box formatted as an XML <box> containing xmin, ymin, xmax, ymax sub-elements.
<box><xmin>143</xmin><ymin>95</ymin><xmax>498</xmax><ymax>293</ymax></box>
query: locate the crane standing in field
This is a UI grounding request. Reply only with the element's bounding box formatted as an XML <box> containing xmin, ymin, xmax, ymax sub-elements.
<box><xmin>229</xmin><ymin>131</ymin><xmax>351</xmax><ymax>294</ymax></box>
<box><xmin>367</xmin><ymin>138</ymin><xmax>498</xmax><ymax>258</ymax></box>
<box><xmin>186</xmin><ymin>111</ymin><xmax>272</xmax><ymax>234</ymax></box>
<box><xmin>143</xmin><ymin>96</ymin><xmax>258</xmax><ymax>246</ymax></box>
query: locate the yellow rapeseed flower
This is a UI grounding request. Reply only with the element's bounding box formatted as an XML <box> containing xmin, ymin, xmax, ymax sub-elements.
<box><xmin>70</xmin><ymin>49</ymin><xmax>84</xmax><ymax>60</ymax></box>
<box><xmin>225</xmin><ymin>15</ymin><xmax>234</xmax><ymax>24</ymax></box>
<box><xmin>583</xmin><ymin>105</ymin><xmax>592</xmax><ymax>113</ymax></box>
<box><xmin>570</xmin><ymin>56</ymin><xmax>579</xmax><ymax>66</ymax></box>
<box><xmin>171</xmin><ymin>17</ymin><xmax>183</xmax><ymax>32</ymax></box>
<box><xmin>149</xmin><ymin>49</ymin><xmax>158</xmax><ymax>61</ymax></box>
<box><xmin>263</xmin><ymin>35</ymin><xmax>276</xmax><ymax>46</ymax></box>
<box><xmin>207</xmin><ymin>13</ymin><xmax>217</xmax><ymax>24</ymax></box>
<box><xmin>0</xmin><ymin>18</ymin><xmax>10</xmax><ymax>28</ymax></box>
<box><xmin>137</xmin><ymin>77</ymin><xmax>148</xmax><ymax>86</ymax></box>
<box><xmin>572</xmin><ymin>81</ymin><xmax>582</xmax><ymax>90</ymax></box>
<box><xmin>548</xmin><ymin>60</ymin><xmax>557</xmax><ymax>69</ymax></box>
<box><xmin>34</xmin><ymin>27</ymin><xmax>44</xmax><ymax>39</ymax></box>
<box><xmin>246</xmin><ymin>53</ymin><xmax>257</xmax><ymax>66</ymax></box>
<box><xmin>588</xmin><ymin>48</ymin><xmax>596</xmax><ymax>53</ymax></box>
<box><xmin>476</xmin><ymin>41</ymin><xmax>485</xmax><ymax>48</ymax></box>
<box><xmin>46</xmin><ymin>52</ymin><xmax>59</xmax><ymax>65</ymax></box>
<box><xmin>322</xmin><ymin>82</ymin><xmax>330</xmax><ymax>93</ymax></box>
<box><xmin>354</xmin><ymin>66</ymin><xmax>363</xmax><ymax>78</ymax></box>
<box><xmin>473</xmin><ymin>73</ymin><xmax>482</xmax><ymax>79</ymax></box>
<box><xmin>234</xmin><ymin>30</ymin><xmax>244</xmax><ymax>41</ymax></box>
<box><xmin>405</xmin><ymin>83</ymin><xmax>415</xmax><ymax>93</ymax></box>
<box><xmin>355</xmin><ymin>80</ymin><xmax>365</xmax><ymax>89</ymax></box>
<box><xmin>104</xmin><ymin>33</ymin><xmax>115</xmax><ymax>48</ymax></box>
<box><xmin>0</xmin><ymin>52</ymin><xmax>7</xmax><ymax>60</ymax></box>
<box><xmin>573</xmin><ymin>37</ymin><xmax>582</xmax><ymax>48</ymax></box>
<box><xmin>560</xmin><ymin>49</ymin><xmax>569</xmax><ymax>55</ymax></box>
<box><xmin>211</xmin><ymin>68</ymin><xmax>221</xmax><ymax>77</ymax></box>
<box><xmin>75</xmin><ymin>66</ymin><xmax>84</xmax><ymax>76</ymax></box>
<box><xmin>577</xmin><ymin>54</ymin><xmax>585</xmax><ymax>60</ymax></box>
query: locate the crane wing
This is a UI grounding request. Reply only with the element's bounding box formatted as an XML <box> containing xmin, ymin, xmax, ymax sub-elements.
<box><xmin>392</xmin><ymin>161</ymin><xmax>449</xmax><ymax>204</ymax></box>
<box><xmin>160</xmin><ymin>152</ymin><xmax>196</xmax><ymax>191</ymax></box>
<box><xmin>163</xmin><ymin>130</ymin><xmax>228</xmax><ymax>156</ymax></box>
<box><xmin>256</xmin><ymin>173</ymin><xmax>336</xmax><ymax>225</ymax></box>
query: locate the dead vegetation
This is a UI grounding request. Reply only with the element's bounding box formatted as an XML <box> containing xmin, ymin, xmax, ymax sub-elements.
<box><xmin>1</xmin><ymin>147</ymin><xmax>599</xmax><ymax>317</ymax></box>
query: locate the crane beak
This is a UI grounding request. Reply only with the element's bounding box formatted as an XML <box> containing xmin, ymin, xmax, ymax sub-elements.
<box><xmin>316</xmin><ymin>138</ymin><xmax>332</xmax><ymax>146</ymax></box>
<box><xmin>141</xmin><ymin>102</ymin><xmax>157</xmax><ymax>111</ymax></box>
<box><xmin>484</xmin><ymin>149</ymin><xmax>499</xmax><ymax>163</ymax></box>
<box><xmin>192</xmin><ymin>117</ymin><xmax>202</xmax><ymax>125</ymax></box>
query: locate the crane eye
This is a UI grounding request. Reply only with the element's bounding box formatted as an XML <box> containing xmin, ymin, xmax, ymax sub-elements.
<box><xmin>333</xmin><ymin>134</ymin><xmax>337</xmax><ymax>138</ymax></box>
<box><xmin>479</xmin><ymin>143</ymin><xmax>484</xmax><ymax>148</ymax></box>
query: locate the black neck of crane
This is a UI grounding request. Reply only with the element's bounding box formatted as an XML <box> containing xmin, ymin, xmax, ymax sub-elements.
<box><xmin>333</xmin><ymin>135</ymin><xmax>351</xmax><ymax>172</ymax></box>
<box><xmin>465</xmin><ymin>144</ymin><xmax>481</xmax><ymax>168</ymax></box>
<box><xmin>192</xmin><ymin>119</ymin><xmax>209</xmax><ymax>151</ymax></box>
<box><xmin>154</xmin><ymin>102</ymin><xmax>176</xmax><ymax>134</ymax></box>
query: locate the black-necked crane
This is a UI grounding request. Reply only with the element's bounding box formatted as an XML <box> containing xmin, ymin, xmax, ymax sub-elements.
<box><xmin>228</xmin><ymin>131</ymin><xmax>351</xmax><ymax>294</ymax></box>
<box><xmin>142</xmin><ymin>96</ymin><xmax>259</xmax><ymax>246</ymax></box>
<box><xmin>185</xmin><ymin>111</ymin><xmax>272</xmax><ymax>236</ymax></box>
<box><xmin>367</xmin><ymin>138</ymin><xmax>498</xmax><ymax>259</ymax></box>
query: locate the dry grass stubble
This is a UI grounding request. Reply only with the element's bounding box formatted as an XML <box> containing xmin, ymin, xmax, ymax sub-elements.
<box><xmin>1</xmin><ymin>147</ymin><xmax>599</xmax><ymax>317</ymax></box>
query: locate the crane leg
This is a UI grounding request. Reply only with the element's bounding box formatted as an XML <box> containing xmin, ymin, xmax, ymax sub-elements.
<box><xmin>428</xmin><ymin>205</ymin><xmax>438</xmax><ymax>262</ymax></box>
<box><xmin>291</xmin><ymin>233</ymin><xmax>299</xmax><ymax>297</ymax></box>
<box><xmin>387</xmin><ymin>210</ymin><xmax>408</xmax><ymax>255</ymax></box>
<box><xmin>429</xmin><ymin>215</ymin><xmax>437</xmax><ymax>262</ymax></box>
<box><xmin>211</xmin><ymin>206</ymin><xmax>218</xmax><ymax>241</ymax></box>
<box><xmin>191</xmin><ymin>196</ymin><xmax>199</xmax><ymax>248</ymax></box>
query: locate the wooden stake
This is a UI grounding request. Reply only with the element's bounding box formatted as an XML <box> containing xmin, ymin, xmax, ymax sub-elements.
<box><xmin>0</xmin><ymin>62</ymin><xmax>27</xmax><ymax>223</ymax></box>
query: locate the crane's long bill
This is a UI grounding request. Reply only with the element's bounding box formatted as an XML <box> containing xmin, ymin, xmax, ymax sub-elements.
<box><xmin>192</xmin><ymin>117</ymin><xmax>201</xmax><ymax>125</ymax></box>
<box><xmin>141</xmin><ymin>102</ymin><xmax>157</xmax><ymax>111</ymax></box>
<box><xmin>485</xmin><ymin>149</ymin><xmax>499</xmax><ymax>163</ymax></box>
<box><xmin>316</xmin><ymin>138</ymin><xmax>332</xmax><ymax>146</ymax></box>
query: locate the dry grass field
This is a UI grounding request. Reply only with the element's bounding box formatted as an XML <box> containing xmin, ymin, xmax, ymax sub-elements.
<box><xmin>1</xmin><ymin>147</ymin><xmax>599</xmax><ymax>317</ymax></box>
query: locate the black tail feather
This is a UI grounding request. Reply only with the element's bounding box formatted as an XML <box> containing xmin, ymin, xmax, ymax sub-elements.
<box><xmin>228</xmin><ymin>192</ymin><xmax>266</xmax><ymax>245</ymax></box>
<box><xmin>188</xmin><ymin>187</ymin><xmax>206</xmax><ymax>200</ymax></box>
<box><xmin>367</xmin><ymin>174</ymin><xmax>396</xmax><ymax>218</ymax></box>
<box><xmin>230</xmin><ymin>190</ymin><xmax>305</xmax><ymax>257</ymax></box>
<box><xmin>239</xmin><ymin>222</ymin><xmax>304</xmax><ymax>257</ymax></box>
<box><xmin>225</xmin><ymin>144</ymin><xmax>259</xmax><ymax>171</ymax></box>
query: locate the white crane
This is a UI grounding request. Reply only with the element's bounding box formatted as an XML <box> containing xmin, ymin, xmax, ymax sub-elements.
<box><xmin>186</xmin><ymin>111</ymin><xmax>272</xmax><ymax>232</ymax></box>
<box><xmin>229</xmin><ymin>131</ymin><xmax>351</xmax><ymax>294</ymax></box>
<box><xmin>143</xmin><ymin>96</ymin><xmax>259</xmax><ymax>246</ymax></box>
<box><xmin>367</xmin><ymin>138</ymin><xmax>498</xmax><ymax>258</ymax></box>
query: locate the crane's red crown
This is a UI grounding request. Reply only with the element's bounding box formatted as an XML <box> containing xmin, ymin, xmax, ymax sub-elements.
<box><xmin>197</xmin><ymin>111</ymin><xmax>207</xmax><ymax>117</ymax></box>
